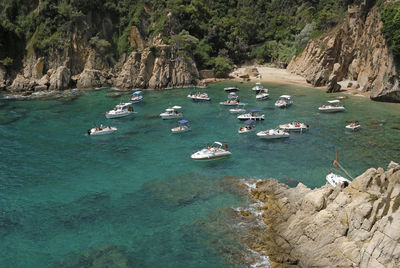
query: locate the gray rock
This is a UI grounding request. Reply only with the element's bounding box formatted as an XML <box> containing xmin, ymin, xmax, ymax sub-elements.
<box><xmin>49</xmin><ymin>66</ymin><xmax>71</xmax><ymax>90</ymax></box>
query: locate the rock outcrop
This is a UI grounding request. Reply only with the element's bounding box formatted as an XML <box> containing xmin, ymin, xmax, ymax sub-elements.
<box><xmin>288</xmin><ymin>4</ymin><xmax>400</xmax><ymax>102</ymax></box>
<box><xmin>245</xmin><ymin>161</ymin><xmax>400</xmax><ymax>267</ymax></box>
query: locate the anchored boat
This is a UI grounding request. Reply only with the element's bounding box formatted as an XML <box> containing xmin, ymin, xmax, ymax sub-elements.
<box><xmin>105</xmin><ymin>102</ymin><xmax>134</xmax><ymax>119</ymax></box>
<box><xmin>160</xmin><ymin>106</ymin><xmax>183</xmax><ymax>119</ymax></box>
<box><xmin>279</xmin><ymin>121</ymin><xmax>309</xmax><ymax>132</ymax></box>
<box><xmin>130</xmin><ymin>90</ymin><xmax>143</xmax><ymax>103</ymax></box>
<box><xmin>252</xmin><ymin>82</ymin><xmax>264</xmax><ymax>93</ymax></box>
<box><xmin>88</xmin><ymin>125</ymin><xmax>117</xmax><ymax>136</ymax></box>
<box><xmin>275</xmin><ymin>95</ymin><xmax>293</xmax><ymax>108</ymax></box>
<box><xmin>237</xmin><ymin>108</ymin><xmax>264</xmax><ymax>120</ymax></box>
<box><xmin>229</xmin><ymin>103</ymin><xmax>247</xmax><ymax>113</ymax></box>
<box><xmin>256</xmin><ymin>89</ymin><xmax>269</xmax><ymax>100</ymax></box>
<box><xmin>238</xmin><ymin>119</ymin><xmax>255</xmax><ymax>134</ymax></box>
<box><xmin>171</xmin><ymin>119</ymin><xmax>191</xmax><ymax>133</ymax></box>
<box><xmin>345</xmin><ymin>121</ymin><xmax>360</xmax><ymax>131</ymax></box>
<box><xmin>224</xmin><ymin>87</ymin><xmax>239</xmax><ymax>92</ymax></box>
<box><xmin>326</xmin><ymin>151</ymin><xmax>352</xmax><ymax>187</ymax></box>
<box><xmin>187</xmin><ymin>92</ymin><xmax>211</xmax><ymax>102</ymax></box>
<box><xmin>191</xmin><ymin>141</ymin><xmax>231</xmax><ymax>161</ymax></box>
<box><xmin>257</xmin><ymin>128</ymin><xmax>289</xmax><ymax>139</ymax></box>
<box><xmin>319</xmin><ymin>100</ymin><xmax>345</xmax><ymax>113</ymax></box>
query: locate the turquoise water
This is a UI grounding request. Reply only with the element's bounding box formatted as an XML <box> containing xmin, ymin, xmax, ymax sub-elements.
<box><xmin>1</xmin><ymin>82</ymin><xmax>400</xmax><ymax>267</ymax></box>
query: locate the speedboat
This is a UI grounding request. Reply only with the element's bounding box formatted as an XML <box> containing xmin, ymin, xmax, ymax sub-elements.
<box><xmin>326</xmin><ymin>172</ymin><xmax>351</xmax><ymax>187</ymax></box>
<box><xmin>88</xmin><ymin>125</ymin><xmax>117</xmax><ymax>136</ymax></box>
<box><xmin>171</xmin><ymin>119</ymin><xmax>191</xmax><ymax>133</ymax></box>
<box><xmin>187</xmin><ymin>92</ymin><xmax>211</xmax><ymax>102</ymax></box>
<box><xmin>279</xmin><ymin>121</ymin><xmax>309</xmax><ymax>132</ymax></box>
<box><xmin>229</xmin><ymin>103</ymin><xmax>246</xmax><ymax>113</ymax></box>
<box><xmin>257</xmin><ymin>128</ymin><xmax>289</xmax><ymax>139</ymax></box>
<box><xmin>105</xmin><ymin>102</ymin><xmax>134</xmax><ymax>119</ymax></box>
<box><xmin>275</xmin><ymin>95</ymin><xmax>293</xmax><ymax>108</ymax></box>
<box><xmin>130</xmin><ymin>90</ymin><xmax>143</xmax><ymax>103</ymax></box>
<box><xmin>224</xmin><ymin>87</ymin><xmax>239</xmax><ymax>92</ymax></box>
<box><xmin>256</xmin><ymin>89</ymin><xmax>269</xmax><ymax>100</ymax></box>
<box><xmin>160</xmin><ymin>105</ymin><xmax>183</xmax><ymax>119</ymax></box>
<box><xmin>237</xmin><ymin>108</ymin><xmax>264</xmax><ymax>120</ymax></box>
<box><xmin>345</xmin><ymin>122</ymin><xmax>360</xmax><ymax>131</ymax></box>
<box><xmin>191</xmin><ymin>141</ymin><xmax>231</xmax><ymax>161</ymax></box>
<box><xmin>318</xmin><ymin>100</ymin><xmax>345</xmax><ymax>113</ymax></box>
<box><xmin>238</xmin><ymin>119</ymin><xmax>255</xmax><ymax>134</ymax></box>
<box><xmin>252</xmin><ymin>82</ymin><xmax>263</xmax><ymax>92</ymax></box>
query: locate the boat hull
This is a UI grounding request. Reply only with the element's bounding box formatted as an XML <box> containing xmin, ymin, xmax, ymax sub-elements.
<box><xmin>88</xmin><ymin>127</ymin><xmax>117</xmax><ymax>136</ymax></box>
<box><xmin>345</xmin><ymin>125</ymin><xmax>360</xmax><ymax>131</ymax></box>
<box><xmin>160</xmin><ymin>113</ymin><xmax>183</xmax><ymax>120</ymax></box>
<box><xmin>326</xmin><ymin>173</ymin><xmax>351</xmax><ymax>187</ymax></box>
<box><xmin>257</xmin><ymin>133</ymin><xmax>289</xmax><ymax>139</ymax></box>
<box><xmin>105</xmin><ymin>111</ymin><xmax>133</xmax><ymax>119</ymax></box>
<box><xmin>171</xmin><ymin>126</ymin><xmax>191</xmax><ymax>133</ymax></box>
<box><xmin>191</xmin><ymin>152</ymin><xmax>231</xmax><ymax>161</ymax></box>
<box><xmin>319</xmin><ymin>107</ymin><xmax>345</xmax><ymax>113</ymax></box>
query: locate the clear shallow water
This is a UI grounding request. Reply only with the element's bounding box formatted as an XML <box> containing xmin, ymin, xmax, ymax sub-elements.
<box><xmin>1</xmin><ymin>82</ymin><xmax>400</xmax><ymax>267</ymax></box>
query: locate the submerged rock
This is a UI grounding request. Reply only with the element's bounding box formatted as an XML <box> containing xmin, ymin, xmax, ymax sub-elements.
<box><xmin>243</xmin><ymin>162</ymin><xmax>400</xmax><ymax>267</ymax></box>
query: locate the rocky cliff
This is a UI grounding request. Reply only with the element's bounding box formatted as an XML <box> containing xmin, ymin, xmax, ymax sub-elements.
<box><xmin>288</xmin><ymin>3</ymin><xmax>400</xmax><ymax>102</ymax></box>
<box><xmin>243</xmin><ymin>161</ymin><xmax>400</xmax><ymax>267</ymax></box>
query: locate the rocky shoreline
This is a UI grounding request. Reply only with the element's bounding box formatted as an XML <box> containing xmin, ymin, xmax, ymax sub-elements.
<box><xmin>237</xmin><ymin>161</ymin><xmax>400</xmax><ymax>267</ymax></box>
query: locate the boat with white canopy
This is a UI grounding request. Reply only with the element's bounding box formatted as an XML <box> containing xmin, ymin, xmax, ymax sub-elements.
<box><xmin>191</xmin><ymin>141</ymin><xmax>231</xmax><ymax>161</ymax></box>
<box><xmin>224</xmin><ymin>87</ymin><xmax>239</xmax><ymax>92</ymax></box>
<box><xmin>257</xmin><ymin>128</ymin><xmax>289</xmax><ymax>139</ymax></box>
<box><xmin>279</xmin><ymin>121</ymin><xmax>309</xmax><ymax>132</ymax></box>
<box><xmin>160</xmin><ymin>105</ymin><xmax>183</xmax><ymax>119</ymax></box>
<box><xmin>130</xmin><ymin>90</ymin><xmax>143</xmax><ymax>103</ymax></box>
<box><xmin>220</xmin><ymin>93</ymin><xmax>241</xmax><ymax>106</ymax></box>
<box><xmin>237</xmin><ymin>108</ymin><xmax>264</xmax><ymax>120</ymax></box>
<box><xmin>275</xmin><ymin>95</ymin><xmax>293</xmax><ymax>108</ymax></box>
<box><xmin>326</xmin><ymin>152</ymin><xmax>352</xmax><ymax>187</ymax></box>
<box><xmin>319</xmin><ymin>100</ymin><xmax>345</xmax><ymax>113</ymax></box>
<box><xmin>187</xmin><ymin>92</ymin><xmax>211</xmax><ymax>102</ymax></box>
<box><xmin>256</xmin><ymin>88</ymin><xmax>269</xmax><ymax>100</ymax></box>
<box><xmin>171</xmin><ymin>119</ymin><xmax>191</xmax><ymax>133</ymax></box>
<box><xmin>88</xmin><ymin>125</ymin><xmax>117</xmax><ymax>136</ymax></box>
<box><xmin>105</xmin><ymin>102</ymin><xmax>135</xmax><ymax>119</ymax></box>
<box><xmin>238</xmin><ymin>119</ymin><xmax>255</xmax><ymax>134</ymax></box>
<box><xmin>252</xmin><ymin>82</ymin><xmax>263</xmax><ymax>92</ymax></box>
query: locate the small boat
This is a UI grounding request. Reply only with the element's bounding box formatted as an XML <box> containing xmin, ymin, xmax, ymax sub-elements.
<box><xmin>237</xmin><ymin>108</ymin><xmax>264</xmax><ymax>121</ymax></box>
<box><xmin>224</xmin><ymin>87</ymin><xmax>239</xmax><ymax>92</ymax></box>
<box><xmin>326</xmin><ymin>151</ymin><xmax>352</xmax><ymax>187</ymax></box>
<box><xmin>191</xmin><ymin>141</ymin><xmax>231</xmax><ymax>161</ymax></box>
<box><xmin>105</xmin><ymin>102</ymin><xmax>134</xmax><ymax>119</ymax></box>
<box><xmin>130</xmin><ymin>90</ymin><xmax>143</xmax><ymax>103</ymax></box>
<box><xmin>220</xmin><ymin>93</ymin><xmax>241</xmax><ymax>106</ymax></box>
<box><xmin>229</xmin><ymin>103</ymin><xmax>247</xmax><ymax>113</ymax></box>
<box><xmin>171</xmin><ymin>119</ymin><xmax>191</xmax><ymax>133</ymax></box>
<box><xmin>256</xmin><ymin>89</ymin><xmax>269</xmax><ymax>100</ymax></box>
<box><xmin>88</xmin><ymin>125</ymin><xmax>117</xmax><ymax>136</ymax></box>
<box><xmin>318</xmin><ymin>100</ymin><xmax>345</xmax><ymax>113</ymax></box>
<box><xmin>279</xmin><ymin>121</ymin><xmax>309</xmax><ymax>132</ymax></box>
<box><xmin>345</xmin><ymin>121</ymin><xmax>360</xmax><ymax>131</ymax></box>
<box><xmin>275</xmin><ymin>95</ymin><xmax>293</xmax><ymax>108</ymax></box>
<box><xmin>326</xmin><ymin>172</ymin><xmax>351</xmax><ymax>187</ymax></box>
<box><xmin>257</xmin><ymin>128</ymin><xmax>289</xmax><ymax>139</ymax></box>
<box><xmin>238</xmin><ymin>119</ymin><xmax>255</xmax><ymax>134</ymax></box>
<box><xmin>187</xmin><ymin>92</ymin><xmax>211</xmax><ymax>102</ymax></box>
<box><xmin>160</xmin><ymin>105</ymin><xmax>183</xmax><ymax>119</ymax></box>
<box><xmin>252</xmin><ymin>82</ymin><xmax>263</xmax><ymax>92</ymax></box>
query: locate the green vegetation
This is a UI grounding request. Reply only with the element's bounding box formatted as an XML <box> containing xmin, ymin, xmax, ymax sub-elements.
<box><xmin>380</xmin><ymin>1</ymin><xmax>400</xmax><ymax>69</ymax></box>
<box><xmin>0</xmin><ymin>0</ymin><xmax>361</xmax><ymax>72</ymax></box>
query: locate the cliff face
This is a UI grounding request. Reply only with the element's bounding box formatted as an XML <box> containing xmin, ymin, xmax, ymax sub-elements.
<box><xmin>245</xmin><ymin>161</ymin><xmax>400</xmax><ymax>267</ymax></box>
<box><xmin>288</xmin><ymin>4</ymin><xmax>400</xmax><ymax>102</ymax></box>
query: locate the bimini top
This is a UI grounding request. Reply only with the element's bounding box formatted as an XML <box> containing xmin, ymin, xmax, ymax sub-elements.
<box><xmin>229</xmin><ymin>92</ymin><xmax>237</xmax><ymax>95</ymax></box>
<box><xmin>328</xmin><ymin>100</ymin><xmax>340</xmax><ymax>104</ymax></box>
<box><xmin>250</xmin><ymin>108</ymin><xmax>261</xmax><ymax>113</ymax></box>
<box><xmin>133</xmin><ymin>90</ymin><xmax>142</xmax><ymax>95</ymax></box>
<box><xmin>279</xmin><ymin>95</ymin><xmax>291</xmax><ymax>99</ymax></box>
<box><xmin>244</xmin><ymin>119</ymin><xmax>254</xmax><ymax>125</ymax></box>
<box><xmin>213</xmin><ymin>141</ymin><xmax>223</xmax><ymax>147</ymax></box>
<box><xmin>172</xmin><ymin>105</ymin><xmax>182</xmax><ymax>109</ymax></box>
<box><xmin>178</xmin><ymin>119</ymin><xmax>189</xmax><ymax>124</ymax></box>
<box><xmin>255</xmin><ymin>82</ymin><xmax>261</xmax><ymax>85</ymax></box>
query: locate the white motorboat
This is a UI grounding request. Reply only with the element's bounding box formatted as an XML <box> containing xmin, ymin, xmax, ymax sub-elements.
<box><xmin>130</xmin><ymin>90</ymin><xmax>143</xmax><ymax>103</ymax></box>
<box><xmin>275</xmin><ymin>95</ymin><xmax>293</xmax><ymax>108</ymax></box>
<box><xmin>88</xmin><ymin>125</ymin><xmax>117</xmax><ymax>136</ymax></box>
<box><xmin>220</xmin><ymin>99</ymin><xmax>241</xmax><ymax>106</ymax></box>
<box><xmin>105</xmin><ymin>102</ymin><xmax>134</xmax><ymax>119</ymax></box>
<box><xmin>318</xmin><ymin>100</ymin><xmax>345</xmax><ymax>112</ymax></box>
<box><xmin>191</xmin><ymin>141</ymin><xmax>231</xmax><ymax>161</ymax></box>
<box><xmin>256</xmin><ymin>89</ymin><xmax>269</xmax><ymax>100</ymax></box>
<box><xmin>171</xmin><ymin>119</ymin><xmax>191</xmax><ymax>133</ymax></box>
<box><xmin>279</xmin><ymin>121</ymin><xmax>309</xmax><ymax>132</ymax></box>
<box><xmin>238</xmin><ymin>119</ymin><xmax>255</xmax><ymax>134</ymax></box>
<box><xmin>160</xmin><ymin>105</ymin><xmax>183</xmax><ymax>119</ymax></box>
<box><xmin>326</xmin><ymin>172</ymin><xmax>351</xmax><ymax>187</ymax></box>
<box><xmin>252</xmin><ymin>82</ymin><xmax>263</xmax><ymax>92</ymax></box>
<box><xmin>224</xmin><ymin>87</ymin><xmax>239</xmax><ymax>92</ymax></box>
<box><xmin>237</xmin><ymin>108</ymin><xmax>264</xmax><ymax>120</ymax></box>
<box><xmin>229</xmin><ymin>103</ymin><xmax>246</xmax><ymax>113</ymax></box>
<box><xmin>345</xmin><ymin>122</ymin><xmax>360</xmax><ymax>131</ymax></box>
<box><xmin>257</xmin><ymin>128</ymin><xmax>289</xmax><ymax>139</ymax></box>
<box><xmin>187</xmin><ymin>92</ymin><xmax>211</xmax><ymax>102</ymax></box>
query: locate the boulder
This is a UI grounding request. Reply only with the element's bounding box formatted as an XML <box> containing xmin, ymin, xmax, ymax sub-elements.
<box><xmin>49</xmin><ymin>66</ymin><xmax>71</xmax><ymax>90</ymax></box>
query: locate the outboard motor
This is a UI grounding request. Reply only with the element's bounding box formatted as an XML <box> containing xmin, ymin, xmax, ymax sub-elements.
<box><xmin>87</xmin><ymin>129</ymin><xmax>91</xmax><ymax>135</ymax></box>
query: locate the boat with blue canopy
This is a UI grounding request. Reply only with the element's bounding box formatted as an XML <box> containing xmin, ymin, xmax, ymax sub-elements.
<box><xmin>130</xmin><ymin>90</ymin><xmax>143</xmax><ymax>103</ymax></box>
<box><xmin>171</xmin><ymin>119</ymin><xmax>191</xmax><ymax>133</ymax></box>
<box><xmin>238</xmin><ymin>119</ymin><xmax>255</xmax><ymax>134</ymax></box>
<box><xmin>237</xmin><ymin>108</ymin><xmax>265</xmax><ymax>120</ymax></box>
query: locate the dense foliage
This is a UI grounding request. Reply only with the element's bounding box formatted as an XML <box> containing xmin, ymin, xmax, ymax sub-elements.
<box><xmin>381</xmin><ymin>1</ymin><xmax>400</xmax><ymax>68</ymax></box>
<box><xmin>0</xmin><ymin>0</ymin><xmax>362</xmax><ymax>73</ymax></box>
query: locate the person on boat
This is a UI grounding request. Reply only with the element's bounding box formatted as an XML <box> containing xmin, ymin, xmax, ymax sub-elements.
<box><xmin>128</xmin><ymin>106</ymin><xmax>133</xmax><ymax>112</ymax></box>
